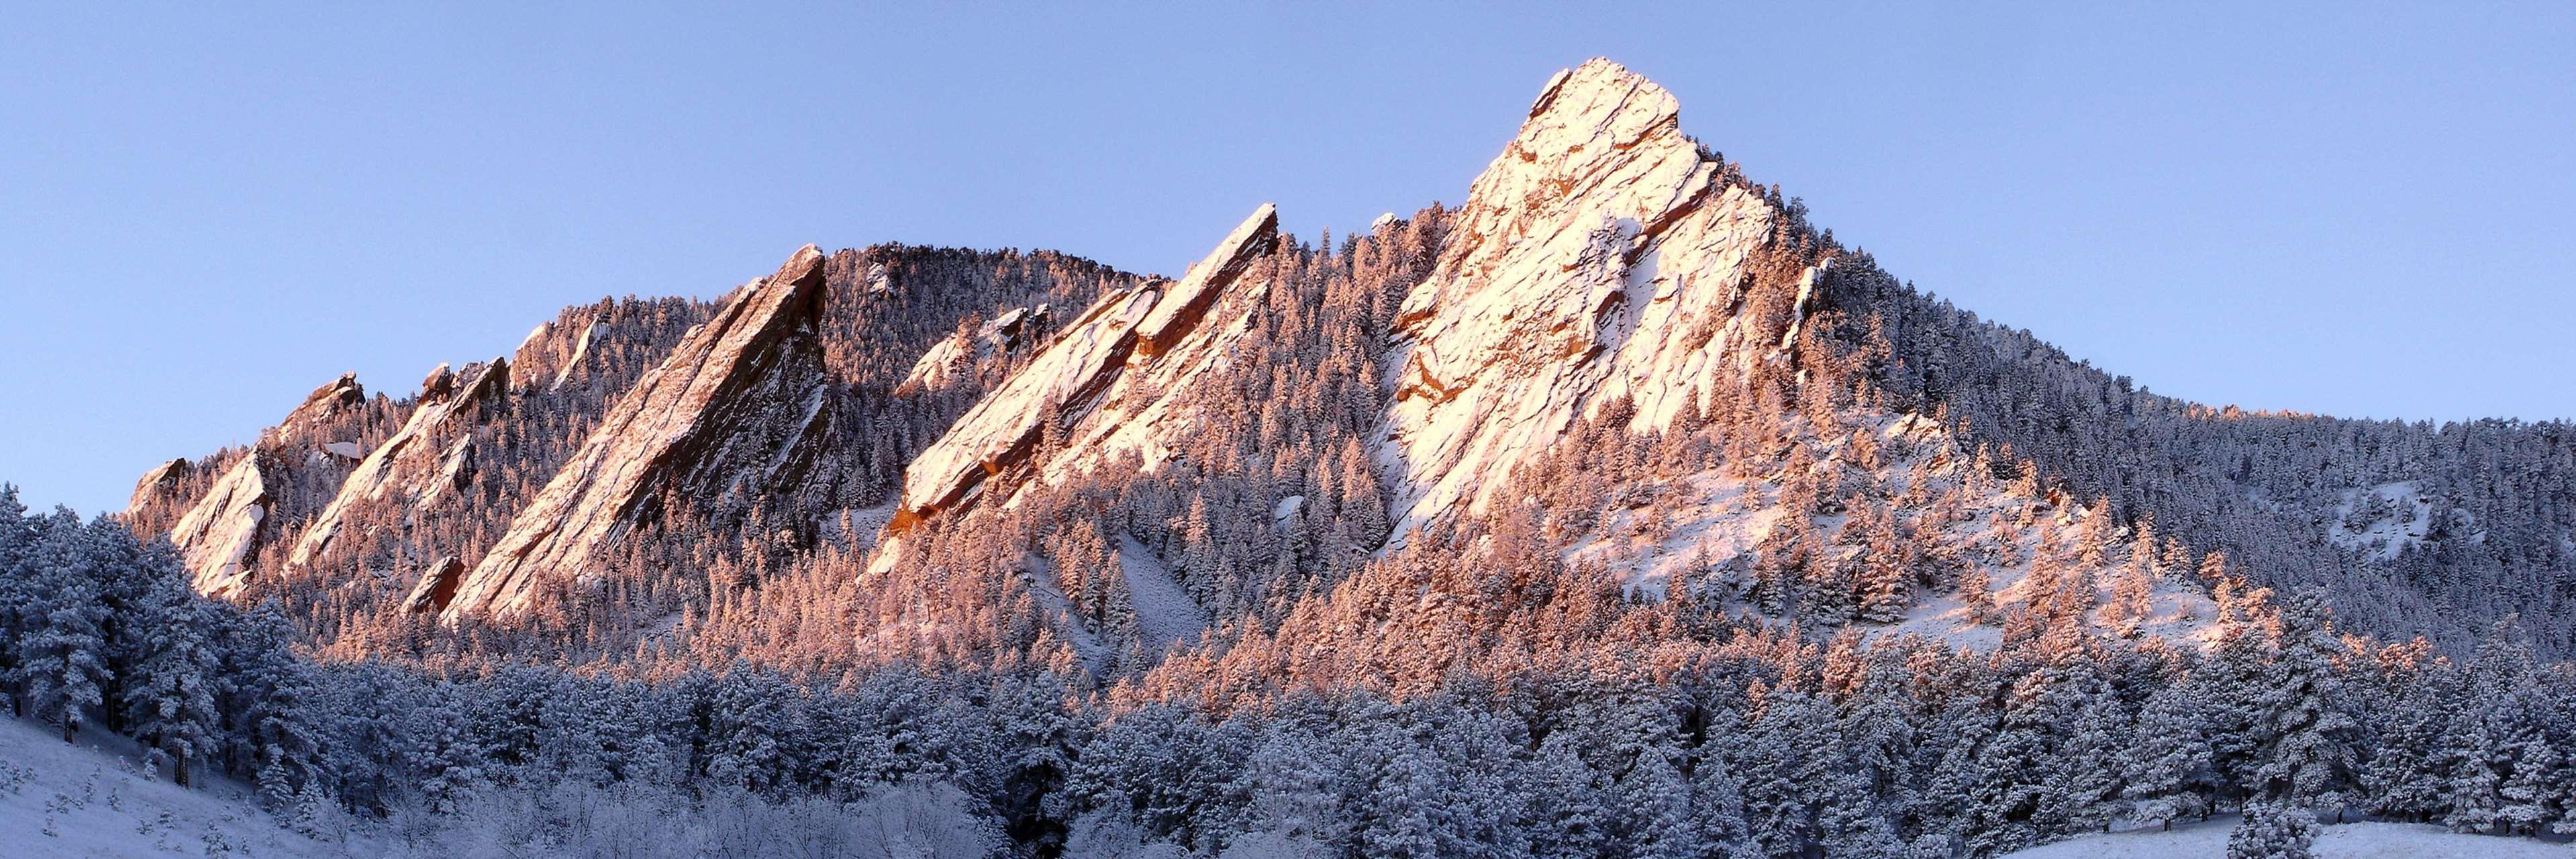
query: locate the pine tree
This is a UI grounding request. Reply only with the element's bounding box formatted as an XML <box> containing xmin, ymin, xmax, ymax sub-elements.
<box><xmin>2227</xmin><ymin>803</ymin><xmax>2318</xmax><ymax>859</ymax></box>
<box><xmin>2254</xmin><ymin>590</ymin><xmax>2358</xmax><ymax>817</ymax></box>
<box><xmin>13</xmin><ymin>510</ymin><xmax>112</xmax><ymax>742</ymax></box>
<box><xmin>2125</xmin><ymin>684</ymin><xmax>2213</xmax><ymax>829</ymax></box>
<box><xmin>119</xmin><ymin>541</ymin><xmax>221</xmax><ymax>787</ymax></box>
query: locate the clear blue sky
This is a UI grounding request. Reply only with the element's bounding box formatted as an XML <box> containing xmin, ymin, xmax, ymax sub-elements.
<box><xmin>4</xmin><ymin>3</ymin><xmax>2571</xmax><ymax>515</ymax></box>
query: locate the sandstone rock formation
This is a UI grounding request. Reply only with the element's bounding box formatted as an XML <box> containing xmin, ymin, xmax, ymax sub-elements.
<box><xmin>289</xmin><ymin>357</ymin><xmax>509</xmax><ymax>566</ymax></box>
<box><xmin>895</xmin><ymin>303</ymin><xmax>1052</xmax><ymax>397</ymax></box>
<box><xmin>892</xmin><ymin>204</ymin><xmax>1277</xmax><ymax>532</ymax></box>
<box><xmin>166</xmin><ymin>453</ymin><xmax>269</xmax><ymax>597</ymax></box>
<box><xmin>130</xmin><ymin>458</ymin><xmax>193</xmax><ymax>508</ymax></box>
<box><xmin>445</xmin><ymin>246</ymin><xmax>834</xmax><ymax>618</ymax></box>
<box><xmin>279</xmin><ymin>373</ymin><xmax>366</xmax><ymax>443</ymax></box>
<box><xmin>404</xmin><ymin>555</ymin><xmax>466</xmax><ymax>613</ymax></box>
<box><xmin>1380</xmin><ymin>58</ymin><xmax>1793</xmax><ymax>538</ymax></box>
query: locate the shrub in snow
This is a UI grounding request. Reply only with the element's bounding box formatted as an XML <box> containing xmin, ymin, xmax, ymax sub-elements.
<box><xmin>2228</xmin><ymin>804</ymin><xmax>2319</xmax><ymax>859</ymax></box>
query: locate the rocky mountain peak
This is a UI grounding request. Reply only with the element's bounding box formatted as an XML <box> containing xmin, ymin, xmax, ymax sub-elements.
<box><xmin>1381</xmin><ymin>59</ymin><xmax>1782</xmax><ymax>539</ymax></box>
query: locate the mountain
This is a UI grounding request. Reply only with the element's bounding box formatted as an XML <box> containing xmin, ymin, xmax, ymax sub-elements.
<box><xmin>17</xmin><ymin>56</ymin><xmax>2573</xmax><ymax>859</ymax></box>
<box><xmin>117</xmin><ymin>59</ymin><xmax>2573</xmax><ymax>667</ymax></box>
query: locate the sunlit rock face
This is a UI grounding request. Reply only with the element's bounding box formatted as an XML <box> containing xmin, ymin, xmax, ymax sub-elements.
<box><xmin>1381</xmin><ymin>58</ymin><xmax>1791</xmax><ymax>538</ymax></box>
<box><xmin>167</xmin><ymin>454</ymin><xmax>269</xmax><ymax>598</ymax></box>
<box><xmin>892</xmin><ymin>204</ymin><xmax>1279</xmax><ymax>533</ymax></box>
<box><xmin>289</xmin><ymin>358</ymin><xmax>509</xmax><ymax>567</ymax></box>
<box><xmin>448</xmin><ymin>245</ymin><xmax>835</xmax><ymax>619</ymax></box>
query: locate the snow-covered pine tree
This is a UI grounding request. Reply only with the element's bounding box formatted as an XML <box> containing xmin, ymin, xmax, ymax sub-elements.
<box><xmin>2254</xmin><ymin>589</ymin><xmax>2359</xmax><ymax>818</ymax></box>
<box><xmin>13</xmin><ymin>509</ymin><xmax>113</xmax><ymax>742</ymax></box>
<box><xmin>119</xmin><ymin>539</ymin><xmax>221</xmax><ymax>786</ymax></box>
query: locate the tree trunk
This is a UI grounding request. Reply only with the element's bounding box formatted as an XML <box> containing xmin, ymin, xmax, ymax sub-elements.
<box><xmin>175</xmin><ymin>755</ymin><xmax>191</xmax><ymax>789</ymax></box>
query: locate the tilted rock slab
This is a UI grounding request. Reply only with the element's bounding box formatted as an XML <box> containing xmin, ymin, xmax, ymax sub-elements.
<box><xmin>289</xmin><ymin>357</ymin><xmax>510</xmax><ymax>566</ymax></box>
<box><xmin>1381</xmin><ymin>58</ymin><xmax>1796</xmax><ymax>539</ymax></box>
<box><xmin>446</xmin><ymin>246</ymin><xmax>834</xmax><ymax>619</ymax></box>
<box><xmin>168</xmin><ymin>454</ymin><xmax>269</xmax><ymax>597</ymax></box>
<box><xmin>891</xmin><ymin>204</ymin><xmax>1277</xmax><ymax>533</ymax></box>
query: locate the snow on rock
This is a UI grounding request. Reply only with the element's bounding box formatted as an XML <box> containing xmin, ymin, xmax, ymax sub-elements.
<box><xmin>1563</xmin><ymin>412</ymin><xmax>2222</xmax><ymax>651</ymax></box>
<box><xmin>552</xmin><ymin>317</ymin><xmax>603</xmax><ymax>391</ymax></box>
<box><xmin>165</xmin><ymin>453</ymin><xmax>269</xmax><ymax>598</ymax></box>
<box><xmin>289</xmin><ymin>358</ymin><xmax>509</xmax><ymax>566</ymax></box>
<box><xmin>892</xmin><ymin>204</ymin><xmax>1279</xmax><ymax>533</ymax></box>
<box><xmin>1381</xmin><ymin>58</ymin><xmax>1789</xmax><ymax>540</ymax></box>
<box><xmin>449</xmin><ymin>246</ymin><xmax>835</xmax><ymax>619</ymax></box>
<box><xmin>320</xmin><ymin>441</ymin><xmax>363</xmax><ymax>460</ymax></box>
<box><xmin>1999</xmin><ymin>815</ymin><xmax>2573</xmax><ymax>858</ymax></box>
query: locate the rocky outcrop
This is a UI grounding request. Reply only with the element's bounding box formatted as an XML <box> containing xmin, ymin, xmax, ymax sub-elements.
<box><xmin>1380</xmin><ymin>59</ymin><xmax>1789</xmax><ymax>538</ymax></box>
<box><xmin>279</xmin><ymin>374</ymin><xmax>366</xmax><ymax>443</ymax></box>
<box><xmin>446</xmin><ymin>246</ymin><xmax>834</xmax><ymax>618</ymax></box>
<box><xmin>894</xmin><ymin>304</ymin><xmax>1053</xmax><ymax>397</ymax></box>
<box><xmin>289</xmin><ymin>358</ymin><xmax>510</xmax><ymax>566</ymax></box>
<box><xmin>404</xmin><ymin>556</ymin><xmax>466</xmax><ymax>613</ymax></box>
<box><xmin>891</xmin><ymin>205</ymin><xmax>1277</xmax><ymax>532</ymax></box>
<box><xmin>129</xmin><ymin>458</ymin><xmax>193</xmax><ymax>509</ymax></box>
<box><xmin>166</xmin><ymin>454</ymin><xmax>269</xmax><ymax>597</ymax></box>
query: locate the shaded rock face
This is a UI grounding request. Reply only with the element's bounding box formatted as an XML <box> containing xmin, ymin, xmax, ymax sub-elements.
<box><xmin>446</xmin><ymin>246</ymin><xmax>835</xmax><ymax>619</ymax></box>
<box><xmin>289</xmin><ymin>358</ymin><xmax>511</xmax><ymax>566</ymax></box>
<box><xmin>1380</xmin><ymin>58</ymin><xmax>1789</xmax><ymax>538</ymax></box>
<box><xmin>891</xmin><ymin>204</ymin><xmax>1278</xmax><ymax>532</ymax></box>
<box><xmin>130</xmin><ymin>458</ymin><xmax>193</xmax><ymax>510</ymax></box>
<box><xmin>167</xmin><ymin>454</ymin><xmax>269</xmax><ymax>597</ymax></box>
<box><xmin>404</xmin><ymin>555</ymin><xmax>466</xmax><ymax>613</ymax></box>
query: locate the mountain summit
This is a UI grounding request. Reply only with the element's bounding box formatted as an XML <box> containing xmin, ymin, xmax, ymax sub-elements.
<box><xmin>115</xmin><ymin>59</ymin><xmax>2575</xmax><ymax>666</ymax></box>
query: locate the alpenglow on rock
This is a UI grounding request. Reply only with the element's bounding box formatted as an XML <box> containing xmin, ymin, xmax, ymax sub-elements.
<box><xmin>166</xmin><ymin>454</ymin><xmax>269</xmax><ymax>597</ymax></box>
<box><xmin>445</xmin><ymin>246</ymin><xmax>834</xmax><ymax>619</ymax></box>
<box><xmin>1379</xmin><ymin>58</ymin><xmax>1799</xmax><ymax>539</ymax></box>
<box><xmin>289</xmin><ymin>357</ymin><xmax>509</xmax><ymax>567</ymax></box>
<box><xmin>891</xmin><ymin>203</ymin><xmax>1278</xmax><ymax>532</ymax></box>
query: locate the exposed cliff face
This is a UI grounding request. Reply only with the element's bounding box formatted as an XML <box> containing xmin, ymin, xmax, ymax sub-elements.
<box><xmin>167</xmin><ymin>453</ymin><xmax>268</xmax><ymax>597</ymax></box>
<box><xmin>445</xmin><ymin>246</ymin><xmax>834</xmax><ymax>619</ymax></box>
<box><xmin>891</xmin><ymin>204</ymin><xmax>1278</xmax><ymax>532</ymax></box>
<box><xmin>1380</xmin><ymin>58</ymin><xmax>1791</xmax><ymax>538</ymax></box>
<box><xmin>289</xmin><ymin>358</ymin><xmax>509</xmax><ymax>566</ymax></box>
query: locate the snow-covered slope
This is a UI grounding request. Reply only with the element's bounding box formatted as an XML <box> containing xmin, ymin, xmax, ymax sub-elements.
<box><xmin>1999</xmin><ymin>815</ymin><xmax>2572</xmax><ymax>859</ymax></box>
<box><xmin>0</xmin><ymin>718</ymin><xmax>357</xmax><ymax>858</ymax></box>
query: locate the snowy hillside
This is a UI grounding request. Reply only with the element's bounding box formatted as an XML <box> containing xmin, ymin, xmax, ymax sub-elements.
<box><xmin>2001</xmin><ymin>816</ymin><xmax>2572</xmax><ymax>859</ymax></box>
<box><xmin>0</xmin><ymin>717</ymin><xmax>356</xmax><ymax>858</ymax></box>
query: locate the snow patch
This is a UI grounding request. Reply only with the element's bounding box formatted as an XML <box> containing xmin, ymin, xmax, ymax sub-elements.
<box><xmin>2327</xmin><ymin>481</ymin><xmax>2436</xmax><ymax>560</ymax></box>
